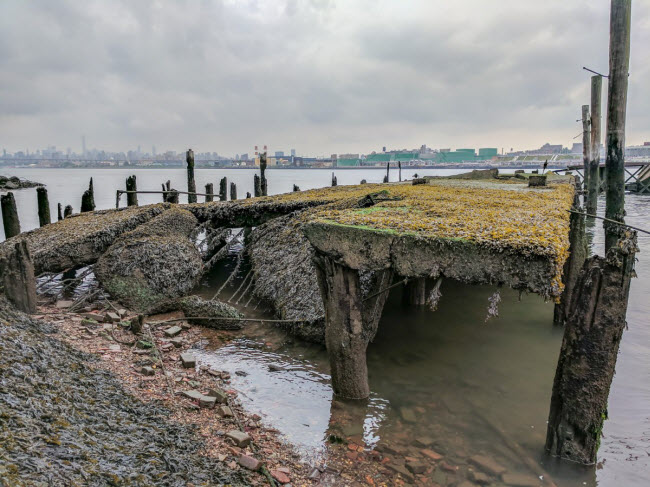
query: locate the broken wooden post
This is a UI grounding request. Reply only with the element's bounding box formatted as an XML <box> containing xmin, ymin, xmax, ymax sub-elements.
<box><xmin>587</xmin><ymin>75</ymin><xmax>602</xmax><ymax>215</ymax></box>
<box><xmin>1</xmin><ymin>192</ymin><xmax>21</xmax><ymax>238</ymax></box>
<box><xmin>293</xmin><ymin>184</ymin><xmax>300</xmax><ymax>192</ymax></box>
<box><xmin>167</xmin><ymin>190</ymin><xmax>179</xmax><ymax>204</ymax></box>
<box><xmin>331</xmin><ymin>172</ymin><xmax>337</xmax><ymax>187</ymax></box>
<box><xmin>126</xmin><ymin>175</ymin><xmax>138</xmax><ymax>206</ymax></box>
<box><xmin>219</xmin><ymin>177</ymin><xmax>228</xmax><ymax>201</ymax></box>
<box><xmin>581</xmin><ymin>105</ymin><xmax>591</xmax><ymax>195</ymax></box>
<box><xmin>260</xmin><ymin>152</ymin><xmax>268</xmax><ymax>196</ymax></box>
<box><xmin>246</xmin><ymin>192</ymin><xmax>252</xmax><ymax>199</ymax></box>
<box><xmin>403</xmin><ymin>277</ymin><xmax>426</xmax><ymax>306</ymax></box>
<box><xmin>205</xmin><ymin>183</ymin><xmax>214</xmax><ymax>202</ymax></box>
<box><xmin>398</xmin><ymin>161</ymin><xmax>402</xmax><ymax>182</ymax></box>
<box><xmin>360</xmin><ymin>179</ymin><xmax>367</xmax><ymax>184</ymax></box>
<box><xmin>230</xmin><ymin>182</ymin><xmax>237</xmax><ymax>200</ymax></box>
<box><xmin>36</xmin><ymin>187</ymin><xmax>50</xmax><ymax>227</ymax></box>
<box><xmin>385</xmin><ymin>162</ymin><xmax>390</xmax><ymax>183</ymax></box>
<box><xmin>545</xmin><ymin>230</ymin><xmax>637</xmax><ymax>464</ymax></box>
<box><xmin>254</xmin><ymin>174</ymin><xmax>262</xmax><ymax>197</ymax></box>
<box><xmin>604</xmin><ymin>0</ymin><xmax>632</xmax><ymax>253</ymax></box>
<box><xmin>2</xmin><ymin>240</ymin><xmax>37</xmax><ymax>313</ymax></box>
<box><xmin>57</xmin><ymin>203</ymin><xmax>63</xmax><ymax>221</ymax></box>
<box><xmin>313</xmin><ymin>254</ymin><xmax>394</xmax><ymax>399</ymax></box>
<box><xmin>553</xmin><ymin>196</ymin><xmax>588</xmax><ymax>326</ymax></box>
<box><xmin>132</xmin><ymin>314</ymin><xmax>144</xmax><ymax>335</ymax></box>
<box><xmin>80</xmin><ymin>178</ymin><xmax>95</xmax><ymax>212</ymax></box>
<box><xmin>64</xmin><ymin>205</ymin><xmax>73</xmax><ymax>218</ymax></box>
<box><xmin>186</xmin><ymin>149</ymin><xmax>197</xmax><ymax>203</ymax></box>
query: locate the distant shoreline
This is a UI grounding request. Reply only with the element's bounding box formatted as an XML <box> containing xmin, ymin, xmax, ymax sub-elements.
<box><xmin>2</xmin><ymin>164</ymin><xmax>556</xmax><ymax>171</ymax></box>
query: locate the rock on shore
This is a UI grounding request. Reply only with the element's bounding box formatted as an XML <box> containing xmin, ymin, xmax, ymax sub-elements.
<box><xmin>0</xmin><ymin>297</ymin><xmax>247</xmax><ymax>486</ymax></box>
<box><xmin>0</xmin><ymin>175</ymin><xmax>42</xmax><ymax>190</ymax></box>
<box><xmin>95</xmin><ymin>207</ymin><xmax>203</xmax><ymax>313</ymax></box>
<box><xmin>179</xmin><ymin>295</ymin><xmax>244</xmax><ymax>329</ymax></box>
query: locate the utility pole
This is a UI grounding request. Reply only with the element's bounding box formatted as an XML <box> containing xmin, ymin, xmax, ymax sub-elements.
<box><xmin>587</xmin><ymin>76</ymin><xmax>602</xmax><ymax>215</ymax></box>
<box><xmin>604</xmin><ymin>0</ymin><xmax>632</xmax><ymax>252</ymax></box>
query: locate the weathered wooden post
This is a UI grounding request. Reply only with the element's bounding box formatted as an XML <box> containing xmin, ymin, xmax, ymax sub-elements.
<box><xmin>581</xmin><ymin>105</ymin><xmax>591</xmax><ymax>195</ymax></box>
<box><xmin>219</xmin><ymin>177</ymin><xmax>228</xmax><ymax>201</ymax></box>
<box><xmin>254</xmin><ymin>174</ymin><xmax>262</xmax><ymax>197</ymax></box>
<box><xmin>384</xmin><ymin>162</ymin><xmax>390</xmax><ymax>183</ymax></box>
<box><xmin>587</xmin><ymin>76</ymin><xmax>603</xmax><ymax>215</ymax></box>
<box><xmin>312</xmin><ymin>254</ymin><xmax>394</xmax><ymax>399</ymax></box>
<box><xmin>205</xmin><ymin>183</ymin><xmax>214</xmax><ymax>202</ymax></box>
<box><xmin>293</xmin><ymin>184</ymin><xmax>300</xmax><ymax>192</ymax></box>
<box><xmin>604</xmin><ymin>0</ymin><xmax>632</xmax><ymax>253</ymax></box>
<box><xmin>186</xmin><ymin>149</ymin><xmax>197</xmax><ymax>203</ymax></box>
<box><xmin>64</xmin><ymin>205</ymin><xmax>73</xmax><ymax>218</ymax></box>
<box><xmin>260</xmin><ymin>152</ymin><xmax>268</xmax><ymax>196</ymax></box>
<box><xmin>230</xmin><ymin>182</ymin><xmax>237</xmax><ymax>200</ymax></box>
<box><xmin>246</xmin><ymin>192</ymin><xmax>252</xmax><ymax>199</ymax></box>
<box><xmin>546</xmin><ymin>0</ymin><xmax>634</xmax><ymax>464</ymax></box>
<box><xmin>167</xmin><ymin>190</ymin><xmax>179</xmax><ymax>204</ymax></box>
<box><xmin>2</xmin><ymin>240</ymin><xmax>37</xmax><ymax>313</ymax></box>
<box><xmin>80</xmin><ymin>178</ymin><xmax>95</xmax><ymax>212</ymax></box>
<box><xmin>36</xmin><ymin>187</ymin><xmax>50</xmax><ymax>227</ymax></box>
<box><xmin>398</xmin><ymin>160</ymin><xmax>402</xmax><ymax>182</ymax></box>
<box><xmin>331</xmin><ymin>172</ymin><xmax>337</xmax><ymax>187</ymax></box>
<box><xmin>1</xmin><ymin>192</ymin><xmax>21</xmax><ymax>238</ymax></box>
<box><xmin>360</xmin><ymin>179</ymin><xmax>367</xmax><ymax>184</ymax></box>
<box><xmin>403</xmin><ymin>277</ymin><xmax>426</xmax><ymax>305</ymax></box>
<box><xmin>126</xmin><ymin>175</ymin><xmax>138</xmax><ymax>206</ymax></box>
<box><xmin>57</xmin><ymin>203</ymin><xmax>63</xmax><ymax>221</ymax></box>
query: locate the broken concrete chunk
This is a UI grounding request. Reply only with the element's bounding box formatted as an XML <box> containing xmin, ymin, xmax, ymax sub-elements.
<box><xmin>181</xmin><ymin>390</ymin><xmax>204</xmax><ymax>401</ymax></box>
<box><xmin>226</xmin><ymin>430</ymin><xmax>251</xmax><ymax>447</ymax></box>
<box><xmin>270</xmin><ymin>469</ymin><xmax>291</xmax><ymax>484</ymax></box>
<box><xmin>170</xmin><ymin>337</ymin><xmax>183</xmax><ymax>348</ymax></box>
<box><xmin>138</xmin><ymin>366</ymin><xmax>155</xmax><ymax>376</ymax></box>
<box><xmin>83</xmin><ymin>312</ymin><xmax>104</xmax><ymax>322</ymax></box>
<box><xmin>206</xmin><ymin>388</ymin><xmax>228</xmax><ymax>404</ymax></box>
<box><xmin>218</xmin><ymin>406</ymin><xmax>234</xmax><ymax>418</ymax></box>
<box><xmin>164</xmin><ymin>326</ymin><xmax>182</xmax><ymax>337</ymax></box>
<box><xmin>104</xmin><ymin>312</ymin><xmax>120</xmax><ymax>323</ymax></box>
<box><xmin>117</xmin><ymin>308</ymin><xmax>128</xmax><ymax>317</ymax></box>
<box><xmin>55</xmin><ymin>300</ymin><xmax>74</xmax><ymax>309</ymax></box>
<box><xmin>180</xmin><ymin>353</ymin><xmax>196</xmax><ymax>368</ymax></box>
<box><xmin>199</xmin><ymin>395</ymin><xmax>217</xmax><ymax>409</ymax></box>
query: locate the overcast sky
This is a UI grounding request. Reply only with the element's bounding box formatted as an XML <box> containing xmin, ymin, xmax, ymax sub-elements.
<box><xmin>1</xmin><ymin>0</ymin><xmax>648</xmax><ymax>157</ymax></box>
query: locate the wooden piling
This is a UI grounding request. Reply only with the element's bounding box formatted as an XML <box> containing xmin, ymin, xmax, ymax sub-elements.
<box><xmin>36</xmin><ymin>187</ymin><xmax>51</xmax><ymax>227</ymax></box>
<box><xmin>331</xmin><ymin>172</ymin><xmax>337</xmax><ymax>187</ymax></box>
<box><xmin>80</xmin><ymin>178</ymin><xmax>95</xmax><ymax>212</ymax></box>
<box><xmin>246</xmin><ymin>192</ymin><xmax>252</xmax><ymax>199</ymax></box>
<box><xmin>254</xmin><ymin>174</ymin><xmax>262</xmax><ymax>197</ymax></box>
<box><xmin>219</xmin><ymin>177</ymin><xmax>228</xmax><ymax>201</ymax></box>
<box><xmin>205</xmin><ymin>183</ymin><xmax>214</xmax><ymax>202</ymax></box>
<box><xmin>2</xmin><ymin>240</ymin><xmax>37</xmax><ymax>313</ymax></box>
<box><xmin>1</xmin><ymin>192</ymin><xmax>21</xmax><ymax>238</ymax></box>
<box><xmin>313</xmin><ymin>254</ymin><xmax>393</xmax><ymax>399</ymax></box>
<box><xmin>581</xmin><ymin>105</ymin><xmax>591</xmax><ymax>194</ymax></box>
<box><xmin>604</xmin><ymin>0</ymin><xmax>632</xmax><ymax>253</ymax></box>
<box><xmin>186</xmin><ymin>149</ymin><xmax>197</xmax><ymax>203</ymax></box>
<box><xmin>126</xmin><ymin>175</ymin><xmax>138</xmax><ymax>206</ymax></box>
<box><xmin>587</xmin><ymin>76</ymin><xmax>602</xmax><ymax>216</ymax></box>
<box><xmin>385</xmin><ymin>162</ymin><xmax>390</xmax><ymax>183</ymax></box>
<box><xmin>57</xmin><ymin>203</ymin><xmax>63</xmax><ymax>221</ymax></box>
<box><xmin>403</xmin><ymin>277</ymin><xmax>426</xmax><ymax>306</ymax></box>
<box><xmin>64</xmin><ymin>205</ymin><xmax>73</xmax><ymax>218</ymax></box>
<box><xmin>260</xmin><ymin>152</ymin><xmax>268</xmax><ymax>196</ymax></box>
<box><xmin>293</xmin><ymin>184</ymin><xmax>300</xmax><ymax>192</ymax></box>
<box><xmin>230</xmin><ymin>182</ymin><xmax>237</xmax><ymax>200</ymax></box>
<box><xmin>545</xmin><ymin>231</ymin><xmax>637</xmax><ymax>464</ymax></box>
<box><xmin>167</xmin><ymin>190</ymin><xmax>179</xmax><ymax>204</ymax></box>
<box><xmin>398</xmin><ymin>160</ymin><xmax>402</xmax><ymax>182</ymax></box>
<box><xmin>360</xmin><ymin>179</ymin><xmax>367</xmax><ymax>184</ymax></box>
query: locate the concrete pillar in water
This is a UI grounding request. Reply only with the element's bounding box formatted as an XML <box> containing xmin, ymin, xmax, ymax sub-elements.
<box><xmin>230</xmin><ymin>182</ymin><xmax>237</xmax><ymax>200</ymax></box>
<box><xmin>219</xmin><ymin>177</ymin><xmax>228</xmax><ymax>201</ymax></box>
<box><xmin>1</xmin><ymin>192</ymin><xmax>21</xmax><ymax>238</ymax></box>
<box><xmin>205</xmin><ymin>183</ymin><xmax>214</xmax><ymax>202</ymax></box>
<box><xmin>587</xmin><ymin>75</ymin><xmax>602</xmax><ymax>215</ymax></box>
<box><xmin>80</xmin><ymin>178</ymin><xmax>95</xmax><ymax>212</ymax></box>
<box><xmin>403</xmin><ymin>277</ymin><xmax>426</xmax><ymax>306</ymax></box>
<box><xmin>186</xmin><ymin>149</ymin><xmax>197</xmax><ymax>203</ymax></box>
<box><xmin>2</xmin><ymin>240</ymin><xmax>37</xmax><ymax>313</ymax></box>
<box><xmin>64</xmin><ymin>205</ymin><xmax>73</xmax><ymax>218</ymax></box>
<box><xmin>36</xmin><ymin>187</ymin><xmax>50</xmax><ymax>227</ymax></box>
<box><xmin>126</xmin><ymin>175</ymin><xmax>138</xmax><ymax>206</ymax></box>
<box><xmin>545</xmin><ymin>231</ymin><xmax>637</xmax><ymax>464</ymax></box>
<box><xmin>313</xmin><ymin>254</ymin><xmax>393</xmax><ymax>399</ymax></box>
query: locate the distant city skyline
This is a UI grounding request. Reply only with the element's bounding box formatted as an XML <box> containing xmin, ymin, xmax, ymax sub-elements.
<box><xmin>1</xmin><ymin>1</ymin><xmax>649</xmax><ymax>155</ymax></box>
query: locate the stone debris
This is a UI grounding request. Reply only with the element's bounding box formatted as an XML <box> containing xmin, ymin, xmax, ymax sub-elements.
<box><xmin>104</xmin><ymin>312</ymin><xmax>121</xmax><ymax>322</ymax></box>
<box><xmin>199</xmin><ymin>395</ymin><xmax>217</xmax><ymax>409</ymax></box>
<box><xmin>170</xmin><ymin>337</ymin><xmax>183</xmax><ymax>348</ymax></box>
<box><xmin>226</xmin><ymin>430</ymin><xmax>252</xmax><ymax>448</ymax></box>
<box><xmin>420</xmin><ymin>448</ymin><xmax>443</xmax><ymax>461</ymax></box>
<box><xmin>83</xmin><ymin>312</ymin><xmax>104</xmax><ymax>321</ymax></box>
<box><xmin>469</xmin><ymin>454</ymin><xmax>507</xmax><ymax>476</ymax></box>
<box><xmin>181</xmin><ymin>390</ymin><xmax>204</xmax><ymax>401</ymax></box>
<box><xmin>55</xmin><ymin>300</ymin><xmax>74</xmax><ymax>309</ymax></box>
<box><xmin>238</xmin><ymin>454</ymin><xmax>263</xmax><ymax>471</ymax></box>
<box><xmin>399</xmin><ymin>407</ymin><xmax>417</xmax><ymax>423</ymax></box>
<box><xmin>206</xmin><ymin>388</ymin><xmax>228</xmax><ymax>404</ymax></box>
<box><xmin>180</xmin><ymin>353</ymin><xmax>196</xmax><ymax>368</ymax></box>
<box><xmin>405</xmin><ymin>459</ymin><xmax>427</xmax><ymax>474</ymax></box>
<box><xmin>164</xmin><ymin>325</ymin><xmax>182</xmax><ymax>337</ymax></box>
<box><xmin>501</xmin><ymin>472</ymin><xmax>542</xmax><ymax>487</ymax></box>
<box><xmin>138</xmin><ymin>366</ymin><xmax>155</xmax><ymax>376</ymax></box>
<box><xmin>218</xmin><ymin>406</ymin><xmax>234</xmax><ymax>418</ymax></box>
<box><xmin>469</xmin><ymin>470</ymin><xmax>491</xmax><ymax>485</ymax></box>
<box><xmin>271</xmin><ymin>468</ymin><xmax>291</xmax><ymax>484</ymax></box>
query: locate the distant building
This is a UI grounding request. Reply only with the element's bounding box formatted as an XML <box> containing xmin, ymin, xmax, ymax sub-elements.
<box><xmin>571</xmin><ymin>143</ymin><xmax>583</xmax><ymax>154</ymax></box>
<box><xmin>241</xmin><ymin>153</ymin><xmax>249</xmax><ymax>161</ymax></box>
<box><xmin>626</xmin><ymin>144</ymin><xmax>650</xmax><ymax>158</ymax></box>
<box><xmin>275</xmin><ymin>151</ymin><xmax>284</xmax><ymax>157</ymax></box>
<box><xmin>291</xmin><ymin>149</ymin><xmax>296</xmax><ymax>156</ymax></box>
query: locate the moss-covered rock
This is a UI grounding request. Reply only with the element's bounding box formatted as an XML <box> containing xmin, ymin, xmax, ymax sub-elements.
<box><xmin>95</xmin><ymin>208</ymin><xmax>202</xmax><ymax>313</ymax></box>
<box><xmin>179</xmin><ymin>295</ymin><xmax>243</xmax><ymax>330</ymax></box>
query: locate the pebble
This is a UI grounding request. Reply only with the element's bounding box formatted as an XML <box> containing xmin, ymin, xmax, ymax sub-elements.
<box><xmin>307</xmin><ymin>468</ymin><xmax>321</xmax><ymax>480</ymax></box>
<box><xmin>270</xmin><ymin>469</ymin><xmax>291</xmax><ymax>484</ymax></box>
<box><xmin>268</xmin><ymin>364</ymin><xmax>285</xmax><ymax>372</ymax></box>
<box><xmin>226</xmin><ymin>430</ymin><xmax>251</xmax><ymax>447</ymax></box>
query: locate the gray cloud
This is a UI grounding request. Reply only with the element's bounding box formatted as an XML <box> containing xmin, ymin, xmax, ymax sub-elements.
<box><xmin>0</xmin><ymin>0</ymin><xmax>648</xmax><ymax>155</ymax></box>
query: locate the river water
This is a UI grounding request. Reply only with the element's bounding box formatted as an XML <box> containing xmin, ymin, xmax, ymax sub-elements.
<box><xmin>2</xmin><ymin>168</ymin><xmax>648</xmax><ymax>486</ymax></box>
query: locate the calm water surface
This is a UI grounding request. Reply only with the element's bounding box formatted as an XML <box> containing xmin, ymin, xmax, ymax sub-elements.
<box><xmin>2</xmin><ymin>168</ymin><xmax>648</xmax><ymax>486</ymax></box>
